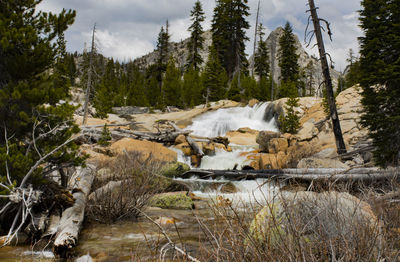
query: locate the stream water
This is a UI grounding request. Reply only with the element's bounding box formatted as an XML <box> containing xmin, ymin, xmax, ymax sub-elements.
<box><xmin>0</xmin><ymin>102</ymin><xmax>280</xmax><ymax>261</ymax></box>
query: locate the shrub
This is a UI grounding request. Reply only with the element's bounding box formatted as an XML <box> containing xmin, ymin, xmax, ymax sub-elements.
<box><xmin>279</xmin><ymin>97</ymin><xmax>300</xmax><ymax>134</ymax></box>
<box><xmin>97</xmin><ymin>124</ymin><xmax>112</xmax><ymax>146</ymax></box>
<box><xmin>86</xmin><ymin>151</ymin><xmax>170</xmax><ymax>223</ymax></box>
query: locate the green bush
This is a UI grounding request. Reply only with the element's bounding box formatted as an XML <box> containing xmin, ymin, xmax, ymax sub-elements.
<box><xmin>279</xmin><ymin>97</ymin><xmax>300</xmax><ymax>134</ymax></box>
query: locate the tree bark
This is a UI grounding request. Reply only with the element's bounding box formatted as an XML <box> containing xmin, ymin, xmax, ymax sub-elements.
<box><xmin>181</xmin><ymin>168</ymin><xmax>399</xmax><ymax>183</ymax></box>
<box><xmin>307</xmin><ymin>0</ymin><xmax>347</xmax><ymax>154</ymax></box>
<box><xmin>53</xmin><ymin>165</ymin><xmax>95</xmax><ymax>258</ymax></box>
<box><xmin>82</xmin><ymin>24</ymin><xmax>96</xmax><ymax>126</ymax></box>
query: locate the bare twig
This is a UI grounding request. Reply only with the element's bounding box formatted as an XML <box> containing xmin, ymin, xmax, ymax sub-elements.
<box><xmin>134</xmin><ymin>208</ymin><xmax>201</xmax><ymax>262</ymax></box>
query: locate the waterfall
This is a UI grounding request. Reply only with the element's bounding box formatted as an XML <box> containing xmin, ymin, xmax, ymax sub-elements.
<box><xmin>186</xmin><ymin>102</ymin><xmax>278</xmax><ymax>138</ymax></box>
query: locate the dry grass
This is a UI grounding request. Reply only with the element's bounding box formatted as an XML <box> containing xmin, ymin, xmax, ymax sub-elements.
<box><xmin>86</xmin><ymin>151</ymin><xmax>170</xmax><ymax>224</ymax></box>
<box><xmin>133</xmin><ymin>180</ymin><xmax>400</xmax><ymax>262</ymax></box>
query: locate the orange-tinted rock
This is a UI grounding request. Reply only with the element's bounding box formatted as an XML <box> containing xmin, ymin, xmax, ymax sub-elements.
<box><xmin>110</xmin><ymin>138</ymin><xmax>177</xmax><ymax>162</ymax></box>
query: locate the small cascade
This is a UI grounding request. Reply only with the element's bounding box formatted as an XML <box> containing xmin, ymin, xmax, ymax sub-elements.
<box><xmin>186</xmin><ymin>102</ymin><xmax>278</xmax><ymax>138</ymax></box>
<box><xmin>199</xmin><ymin>145</ymin><xmax>256</xmax><ymax>170</ymax></box>
<box><xmin>174</xmin><ymin>176</ymin><xmax>281</xmax><ymax>204</ymax></box>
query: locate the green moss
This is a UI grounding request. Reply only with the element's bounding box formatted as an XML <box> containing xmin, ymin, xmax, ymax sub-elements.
<box><xmin>160</xmin><ymin>162</ymin><xmax>190</xmax><ymax>178</ymax></box>
<box><xmin>249</xmin><ymin>203</ymin><xmax>285</xmax><ymax>246</ymax></box>
<box><xmin>150</xmin><ymin>192</ymin><xmax>194</xmax><ymax>210</ymax></box>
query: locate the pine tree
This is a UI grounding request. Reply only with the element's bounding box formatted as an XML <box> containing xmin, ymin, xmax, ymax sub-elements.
<box><xmin>278</xmin><ymin>22</ymin><xmax>300</xmax><ymax>83</ymax></box>
<box><xmin>242</xmin><ymin>75</ymin><xmax>258</xmax><ymax>100</ymax></box>
<box><xmin>254</xmin><ymin>23</ymin><xmax>271</xmax><ymax>101</ymax></box>
<box><xmin>359</xmin><ymin>0</ymin><xmax>400</xmax><ymax>166</ymax></box>
<box><xmin>163</xmin><ymin>58</ymin><xmax>182</xmax><ymax>108</ymax></box>
<box><xmin>344</xmin><ymin>50</ymin><xmax>361</xmax><ymax>89</ymax></box>
<box><xmin>94</xmin><ymin>59</ymin><xmax>117</xmax><ymax>118</ymax></box>
<box><xmin>226</xmin><ymin>73</ymin><xmax>242</xmax><ymax>102</ymax></box>
<box><xmin>278</xmin><ymin>22</ymin><xmax>300</xmax><ymax>98</ymax></box>
<box><xmin>254</xmin><ymin>24</ymin><xmax>270</xmax><ymax>80</ymax></box>
<box><xmin>211</xmin><ymin>0</ymin><xmax>250</xmax><ymax>79</ymax></box>
<box><xmin>0</xmin><ymin>1</ymin><xmax>83</xmax><ymax>187</ymax></box>
<box><xmin>183</xmin><ymin>66</ymin><xmax>202</xmax><ymax>107</ymax></box>
<box><xmin>156</xmin><ymin>23</ymin><xmax>170</xmax><ymax>96</ymax></box>
<box><xmin>187</xmin><ymin>1</ymin><xmax>205</xmax><ymax>70</ymax></box>
<box><xmin>202</xmin><ymin>46</ymin><xmax>228</xmax><ymax>102</ymax></box>
<box><xmin>279</xmin><ymin>97</ymin><xmax>300</xmax><ymax>134</ymax></box>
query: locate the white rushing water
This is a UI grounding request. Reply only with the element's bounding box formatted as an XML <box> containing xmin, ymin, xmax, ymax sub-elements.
<box><xmin>186</xmin><ymin>102</ymin><xmax>278</xmax><ymax>138</ymax></box>
<box><xmin>175</xmin><ymin>176</ymin><xmax>282</xmax><ymax>205</ymax></box>
<box><xmin>199</xmin><ymin>145</ymin><xmax>255</xmax><ymax>170</ymax></box>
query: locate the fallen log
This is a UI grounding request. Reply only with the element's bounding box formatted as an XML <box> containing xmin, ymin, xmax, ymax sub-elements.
<box><xmin>52</xmin><ymin>165</ymin><xmax>95</xmax><ymax>258</ymax></box>
<box><xmin>181</xmin><ymin>168</ymin><xmax>400</xmax><ymax>183</ymax></box>
<box><xmin>80</xmin><ymin>123</ymin><xmax>139</xmax><ymax>128</ymax></box>
<box><xmin>80</xmin><ymin>127</ymin><xmax>190</xmax><ymax>144</ymax></box>
<box><xmin>186</xmin><ymin>136</ymin><xmax>204</xmax><ymax>157</ymax></box>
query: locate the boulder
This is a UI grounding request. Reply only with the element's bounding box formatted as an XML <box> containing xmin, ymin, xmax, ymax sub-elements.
<box><xmin>259</xmin><ymin>153</ymin><xmax>279</xmax><ymax>169</ymax></box>
<box><xmin>312</xmin><ymin>148</ymin><xmax>337</xmax><ymax>159</ymax></box>
<box><xmin>226</xmin><ymin>130</ymin><xmax>259</xmax><ymax>146</ymax></box>
<box><xmin>296</xmin><ymin>122</ymin><xmax>318</xmax><ymax>141</ymax></box>
<box><xmin>297</xmin><ymin>157</ymin><xmax>349</xmax><ymax>169</ymax></box>
<box><xmin>202</xmin><ymin>142</ymin><xmax>216</xmax><ymax>156</ymax></box>
<box><xmin>150</xmin><ymin>192</ymin><xmax>194</xmax><ymax>210</ymax></box>
<box><xmin>160</xmin><ymin>162</ymin><xmax>190</xmax><ymax>178</ymax></box>
<box><xmin>175</xmin><ymin>142</ymin><xmax>192</xmax><ymax>156</ymax></box>
<box><xmin>248</xmin><ymin>99</ymin><xmax>259</xmax><ymax>107</ymax></box>
<box><xmin>256</xmin><ymin>131</ymin><xmax>280</xmax><ymax>152</ymax></box>
<box><xmin>110</xmin><ymin>138</ymin><xmax>177</xmax><ymax>162</ymax></box>
<box><xmin>220</xmin><ymin>182</ymin><xmax>238</xmax><ymax>193</ymax></box>
<box><xmin>250</xmin><ymin>191</ymin><xmax>380</xmax><ymax>254</ymax></box>
<box><xmin>268</xmin><ymin>137</ymin><xmax>289</xmax><ymax>154</ymax></box>
<box><xmin>174</xmin><ymin>134</ymin><xmax>187</xmax><ymax>145</ymax></box>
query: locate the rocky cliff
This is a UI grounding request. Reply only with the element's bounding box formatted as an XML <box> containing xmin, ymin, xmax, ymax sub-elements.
<box><xmin>133</xmin><ymin>27</ymin><xmax>341</xmax><ymax>95</ymax></box>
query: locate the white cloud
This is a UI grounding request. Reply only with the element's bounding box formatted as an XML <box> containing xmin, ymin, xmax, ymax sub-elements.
<box><xmin>38</xmin><ymin>0</ymin><xmax>362</xmax><ymax>69</ymax></box>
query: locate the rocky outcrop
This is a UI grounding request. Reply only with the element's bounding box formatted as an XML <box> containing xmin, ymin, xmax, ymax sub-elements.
<box><xmin>256</xmin><ymin>86</ymin><xmax>371</xmax><ymax>168</ymax></box>
<box><xmin>133</xmin><ymin>27</ymin><xmax>340</xmax><ymax>96</ymax></box>
<box><xmin>297</xmin><ymin>157</ymin><xmax>349</xmax><ymax>169</ymax></box>
<box><xmin>110</xmin><ymin>138</ymin><xmax>177</xmax><ymax>162</ymax></box>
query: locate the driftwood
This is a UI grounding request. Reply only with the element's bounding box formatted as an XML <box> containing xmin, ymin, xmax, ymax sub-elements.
<box><xmin>186</xmin><ymin>136</ymin><xmax>205</xmax><ymax>157</ymax></box>
<box><xmin>181</xmin><ymin>168</ymin><xmax>400</xmax><ymax>183</ymax></box>
<box><xmin>81</xmin><ymin>123</ymin><xmax>139</xmax><ymax>128</ymax></box>
<box><xmin>80</xmin><ymin>126</ymin><xmax>190</xmax><ymax>144</ymax></box>
<box><xmin>88</xmin><ymin>180</ymin><xmax>126</xmax><ymax>201</ymax></box>
<box><xmin>52</xmin><ymin>165</ymin><xmax>95</xmax><ymax>258</ymax></box>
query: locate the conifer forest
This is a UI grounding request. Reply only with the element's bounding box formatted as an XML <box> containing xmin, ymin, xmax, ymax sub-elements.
<box><xmin>0</xmin><ymin>0</ymin><xmax>400</xmax><ymax>261</ymax></box>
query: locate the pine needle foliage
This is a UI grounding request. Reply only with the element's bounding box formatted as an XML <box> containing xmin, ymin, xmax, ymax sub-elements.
<box><xmin>359</xmin><ymin>0</ymin><xmax>400</xmax><ymax>166</ymax></box>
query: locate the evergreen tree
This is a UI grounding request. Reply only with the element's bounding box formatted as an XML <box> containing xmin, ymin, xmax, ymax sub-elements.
<box><xmin>242</xmin><ymin>75</ymin><xmax>258</xmax><ymax>100</ymax></box>
<box><xmin>187</xmin><ymin>1</ymin><xmax>205</xmax><ymax>70</ymax></box>
<box><xmin>183</xmin><ymin>65</ymin><xmax>202</xmax><ymax>107</ymax></box>
<box><xmin>0</xmin><ymin>1</ymin><xmax>83</xmax><ymax>187</ymax></box>
<box><xmin>144</xmin><ymin>65</ymin><xmax>162</xmax><ymax>107</ymax></box>
<box><xmin>226</xmin><ymin>73</ymin><xmax>242</xmax><ymax>101</ymax></box>
<box><xmin>279</xmin><ymin>97</ymin><xmax>300</xmax><ymax>134</ymax></box>
<box><xmin>278</xmin><ymin>22</ymin><xmax>300</xmax><ymax>98</ymax></box>
<box><xmin>211</xmin><ymin>0</ymin><xmax>250</xmax><ymax>79</ymax></box>
<box><xmin>254</xmin><ymin>24</ymin><xmax>270</xmax><ymax>80</ymax></box>
<box><xmin>254</xmin><ymin>23</ymin><xmax>271</xmax><ymax>101</ymax></box>
<box><xmin>156</xmin><ymin>23</ymin><xmax>170</xmax><ymax>95</ymax></box>
<box><xmin>163</xmin><ymin>58</ymin><xmax>182</xmax><ymax>108</ymax></box>
<box><xmin>202</xmin><ymin>46</ymin><xmax>228</xmax><ymax>102</ymax></box>
<box><xmin>93</xmin><ymin>59</ymin><xmax>117</xmax><ymax>118</ymax></box>
<box><xmin>359</xmin><ymin>0</ymin><xmax>400</xmax><ymax>166</ymax></box>
<box><xmin>278</xmin><ymin>22</ymin><xmax>299</xmax><ymax>83</ymax></box>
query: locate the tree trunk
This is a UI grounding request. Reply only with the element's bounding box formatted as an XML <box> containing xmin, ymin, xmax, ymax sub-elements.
<box><xmin>307</xmin><ymin>0</ymin><xmax>346</xmax><ymax>154</ymax></box>
<box><xmin>82</xmin><ymin>24</ymin><xmax>96</xmax><ymax>125</ymax></box>
<box><xmin>53</xmin><ymin>165</ymin><xmax>95</xmax><ymax>258</ymax></box>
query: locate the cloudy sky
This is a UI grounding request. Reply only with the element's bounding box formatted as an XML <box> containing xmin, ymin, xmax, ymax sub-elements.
<box><xmin>38</xmin><ymin>0</ymin><xmax>362</xmax><ymax>71</ymax></box>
